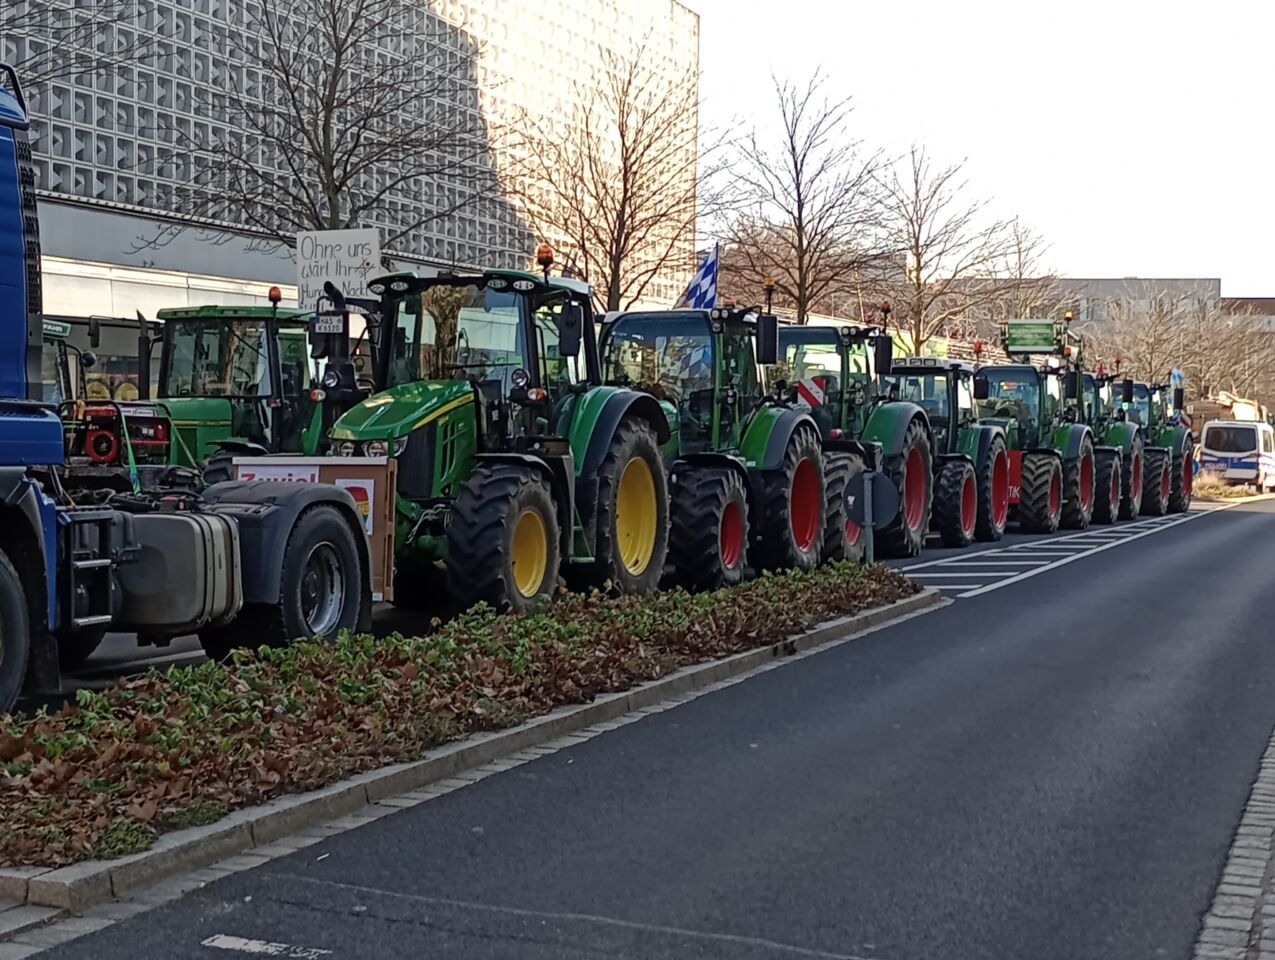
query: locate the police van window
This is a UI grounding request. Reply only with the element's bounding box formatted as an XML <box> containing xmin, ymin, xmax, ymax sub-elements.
<box><xmin>1265</xmin><ymin>429</ymin><xmax>1274</xmax><ymax>454</ymax></box>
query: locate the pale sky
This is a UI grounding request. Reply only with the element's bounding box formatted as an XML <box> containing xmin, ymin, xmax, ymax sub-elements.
<box><xmin>689</xmin><ymin>0</ymin><xmax>1273</xmax><ymax>295</ymax></box>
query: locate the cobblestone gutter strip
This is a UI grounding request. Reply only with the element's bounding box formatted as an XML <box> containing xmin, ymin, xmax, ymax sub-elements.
<box><xmin>0</xmin><ymin>588</ymin><xmax>944</xmax><ymax>925</ymax></box>
<box><xmin>1193</xmin><ymin>733</ymin><xmax>1275</xmax><ymax>960</ymax></box>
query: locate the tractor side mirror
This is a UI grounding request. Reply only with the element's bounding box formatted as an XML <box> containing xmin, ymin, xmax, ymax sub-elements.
<box><xmin>754</xmin><ymin>314</ymin><xmax>779</xmax><ymax>365</ymax></box>
<box><xmin>1065</xmin><ymin>370</ymin><xmax>1080</xmax><ymax>400</ymax></box>
<box><xmin>1121</xmin><ymin>378</ymin><xmax>1135</xmax><ymax>404</ymax></box>
<box><xmin>973</xmin><ymin>375</ymin><xmax>989</xmax><ymax>401</ymax></box>
<box><xmin>874</xmin><ymin>335</ymin><xmax>893</xmax><ymax>377</ymax></box>
<box><xmin>1173</xmin><ymin>386</ymin><xmax>1185</xmax><ymax>410</ymax></box>
<box><xmin>557</xmin><ymin>302</ymin><xmax>583</xmax><ymax>359</ymax></box>
<box><xmin>80</xmin><ymin>350</ymin><xmax>97</xmax><ymax>370</ymax></box>
<box><xmin>88</xmin><ymin>317</ymin><xmax>101</xmax><ymax>349</ymax></box>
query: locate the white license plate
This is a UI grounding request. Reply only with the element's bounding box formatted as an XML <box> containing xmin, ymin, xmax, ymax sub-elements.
<box><xmin>311</xmin><ymin>314</ymin><xmax>344</xmax><ymax>334</ymax></box>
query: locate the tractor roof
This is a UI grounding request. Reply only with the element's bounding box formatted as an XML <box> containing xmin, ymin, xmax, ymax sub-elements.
<box><xmin>486</xmin><ymin>269</ymin><xmax>592</xmax><ymax>298</ymax></box>
<box><xmin>892</xmin><ymin>356</ymin><xmax>977</xmax><ymax>375</ymax></box>
<box><xmin>157</xmin><ymin>305</ymin><xmax>310</xmax><ymax>321</ymax></box>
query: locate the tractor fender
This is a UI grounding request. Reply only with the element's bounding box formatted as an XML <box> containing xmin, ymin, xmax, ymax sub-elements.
<box><xmin>0</xmin><ymin>471</ymin><xmax>58</xmax><ymax>692</ymax></box>
<box><xmin>579</xmin><ymin>390</ymin><xmax>671</xmax><ymax>477</ymax></box>
<box><xmin>957</xmin><ymin>423</ymin><xmax>1004</xmax><ymax>473</ymax></box>
<box><xmin>1102</xmin><ymin>420</ymin><xmax>1141</xmax><ymax>455</ymax></box>
<box><xmin>743</xmin><ymin>406</ymin><xmax>822</xmax><ymax>472</ymax></box>
<box><xmin>476</xmin><ymin>452</ymin><xmax>574</xmax><ymax>557</ymax></box>
<box><xmin>823</xmin><ymin>438</ymin><xmax>881</xmax><ymax>471</ymax></box>
<box><xmin>1166</xmin><ymin>424</ymin><xmax>1193</xmax><ymax>454</ymax></box>
<box><xmin>1051</xmin><ymin>423</ymin><xmax>1093</xmax><ymax>461</ymax></box>
<box><xmin>863</xmin><ymin>402</ymin><xmax>929</xmax><ymax>459</ymax></box>
<box><xmin>210</xmin><ymin>439</ymin><xmax>271</xmax><ymax>459</ymax></box>
<box><xmin>202</xmin><ymin>481</ymin><xmax>372</xmax><ymax>628</ymax></box>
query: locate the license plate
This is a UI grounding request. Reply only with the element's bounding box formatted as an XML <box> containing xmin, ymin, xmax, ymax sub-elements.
<box><xmin>312</xmin><ymin>314</ymin><xmax>344</xmax><ymax>334</ymax></box>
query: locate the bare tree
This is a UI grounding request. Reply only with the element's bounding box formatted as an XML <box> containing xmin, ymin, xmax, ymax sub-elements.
<box><xmin>870</xmin><ymin>146</ymin><xmax>1034</xmax><ymax>352</ymax></box>
<box><xmin>1</xmin><ymin>0</ymin><xmax>151</xmax><ymax>88</ymax></box>
<box><xmin>720</xmin><ymin>72</ymin><xmax>881</xmax><ymax>323</ymax></box>
<box><xmin>138</xmin><ymin>0</ymin><xmax>497</xmax><ymax>254</ymax></box>
<box><xmin>503</xmin><ymin>44</ymin><xmax>706</xmax><ymax>313</ymax></box>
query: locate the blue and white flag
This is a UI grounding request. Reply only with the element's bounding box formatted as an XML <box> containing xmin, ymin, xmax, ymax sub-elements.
<box><xmin>675</xmin><ymin>245</ymin><xmax>719</xmax><ymax>310</ymax></box>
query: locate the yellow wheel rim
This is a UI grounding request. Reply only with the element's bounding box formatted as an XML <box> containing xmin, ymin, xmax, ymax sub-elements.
<box><xmin>510</xmin><ymin>509</ymin><xmax>549</xmax><ymax>599</ymax></box>
<box><xmin>615</xmin><ymin>456</ymin><xmax>658</xmax><ymax>576</ymax></box>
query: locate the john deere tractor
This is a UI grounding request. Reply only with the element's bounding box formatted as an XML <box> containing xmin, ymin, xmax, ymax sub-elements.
<box><xmin>600</xmin><ymin>306</ymin><xmax>840</xmax><ymax>591</ymax></box>
<box><xmin>1082</xmin><ymin>369</ymin><xmax>1142</xmax><ymax>522</ymax></box>
<box><xmin>882</xmin><ymin>356</ymin><xmax>1010</xmax><ymax>546</ymax></box>
<box><xmin>974</xmin><ymin>319</ymin><xmax>1097</xmax><ymax>534</ymax></box>
<box><xmin>1127</xmin><ymin>380</ymin><xmax>1193</xmax><ymax>515</ymax></box>
<box><xmin>773</xmin><ymin>323</ymin><xmax>933</xmax><ymax>557</ymax></box>
<box><xmin>327</xmin><ymin>262</ymin><xmax>671</xmax><ymax>614</ymax></box>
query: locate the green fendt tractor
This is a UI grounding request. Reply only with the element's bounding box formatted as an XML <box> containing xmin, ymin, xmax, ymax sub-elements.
<box><xmin>1128</xmin><ymin>380</ymin><xmax>1194</xmax><ymax>515</ymax></box>
<box><xmin>883</xmin><ymin>356</ymin><xmax>1010</xmax><ymax>546</ymax></box>
<box><xmin>773</xmin><ymin>323</ymin><xmax>933</xmax><ymax>557</ymax></box>
<box><xmin>974</xmin><ymin>319</ymin><xmax>1097</xmax><ymax>534</ymax></box>
<box><xmin>599</xmin><ymin>305</ymin><xmax>843</xmax><ymax>591</ymax></box>
<box><xmin>327</xmin><ymin>256</ymin><xmax>671</xmax><ymax>614</ymax></box>
<box><xmin>1081</xmin><ymin>368</ymin><xmax>1141</xmax><ymax>522</ymax></box>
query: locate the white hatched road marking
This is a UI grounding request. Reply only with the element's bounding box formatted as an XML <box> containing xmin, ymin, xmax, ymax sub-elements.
<box><xmin>202</xmin><ymin>935</ymin><xmax>332</xmax><ymax>958</ymax></box>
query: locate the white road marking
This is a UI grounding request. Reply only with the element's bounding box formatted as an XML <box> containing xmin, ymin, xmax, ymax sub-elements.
<box><xmin>202</xmin><ymin>935</ymin><xmax>331</xmax><ymax>958</ymax></box>
<box><xmin>931</xmin><ymin>583</ymin><xmax>990</xmax><ymax>590</ymax></box>
<box><xmin>910</xmin><ymin>571</ymin><xmax>1017</xmax><ymax>578</ymax></box>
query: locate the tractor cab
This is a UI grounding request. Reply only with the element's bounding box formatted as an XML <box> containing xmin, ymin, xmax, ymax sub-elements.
<box><xmin>155</xmin><ymin>298</ymin><xmax>324</xmax><ymax>464</ymax></box>
<box><xmin>771</xmin><ymin>323</ymin><xmax>888</xmax><ymax>439</ymax></box>
<box><xmin>884</xmin><ymin>357</ymin><xmax>978</xmax><ymax>455</ymax></box>
<box><xmin>1126</xmin><ymin>382</ymin><xmax>1166</xmax><ymax>429</ymax></box>
<box><xmin>600</xmin><ymin>305</ymin><xmax>775</xmax><ymax>455</ymax></box>
<box><xmin>975</xmin><ymin>364</ymin><xmax>1060</xmax><ymax>450</ymax></box>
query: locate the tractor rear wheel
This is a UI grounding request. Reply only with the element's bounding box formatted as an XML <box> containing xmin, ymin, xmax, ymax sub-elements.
<box><xmin>1168</xmin><ymin>437</ymin><xmax>1194</xmax><ymax>513</ymax></box>
<box><xmin>821</xmin><ymin>452</ymin><xmax>866</xmax><ymax>564</ymax></box>
<box><xmin>1118</xmin><ymin>436</ymin><xmax>1144</xmax><ymax>520</ymax></box>
<box><xmin>974</xmin><ymin>435</ymin><xmax>1009</xmax><ymax>542</ymax></box>
<box><xmin>1141</xmin><ymin>448</ymin><xmax>1170</xmax><ymax>516</ymax></box>
<box><xmin>1018</xmin><ymin>452</ymin><xmax>1062</xmax><ymax>533</ymax></box>
<box><xmin>1092</xmin><ymin>449</ymin><xmax>1121</xmax><ymax>525</ymax></box>
<box><xmin>1061</xmin><ymin>435</ymin><xmax>1096</xmax><ymax>530</ymax></box>
<box><xmin>877</xmin><ymin>419</ymin><xmax>933</xmax><ymax>558</ymax></box>
<box><xmin>758</xmin><ymin>426</ymin><xmax>825</xmax><ymax>571</ymax></box>
<box><xmin>667</xmin><ymin>466</ymin><xmax>749</xmax><ymax>591</ymax></box>
<box><xmin>447</xmin><ymin>464</ymin><xmax>561</xmax><ymax>614</ymax></box>
<box><xmin>581</xmin><ymin>418</ymin><xmax>669</xmax><ymax>595</ymax></box>
<box><xmin>934</xmin><ymin>459</ymin><xmax>977</xmax><ymax>548</ymax></box>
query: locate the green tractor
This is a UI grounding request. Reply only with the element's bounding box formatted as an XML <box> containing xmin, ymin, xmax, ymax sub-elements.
<box><xmin>773</xmin><ymin>323</ymin><xmax>933</xmax><ymax>557</ymax></box>
<box><xmin>881</xmin><ymin>356</ymin><xmax>1011</xmax><ymax>546</ymax></box>
<box><xmin>1081</xmin><ymin>368</ymin><xmax>1142</xmax><ymax>522</ymax></box>
<box><xmin>327</xmin><ymin>261</ymin><xmax>671</xmax><ymax>614</ymax></box>
<box><xmin>599</xmin><ymin>306</ymin><xmax>845</xmax><ymax>591</ymax></box>
<box><xmin>1127</xmin><ymin>380</ymin><xmax>1194</xmax><ymax>515</ymax></box>
<box><xmin>973</xmin><ymin>319</ymin><xmax>1097</xmax><ymax>534</ymax></box>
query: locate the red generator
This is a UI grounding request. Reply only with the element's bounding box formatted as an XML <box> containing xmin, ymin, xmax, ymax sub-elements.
<box><xmin>63</xmin><ymin>403</ymin><xmax>172</xmax><ymax>487</ymax></box>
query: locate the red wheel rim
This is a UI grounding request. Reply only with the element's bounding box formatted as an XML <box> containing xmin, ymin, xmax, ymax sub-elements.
<box><xmin>960</xmin><ymin>473</ymin><xmax>976</xmax><ymax>536</ymax></box>
<box><xmin>1049</xmin><ymin>468</ymin><xmax>1061</xmax><ymax>517</ymax></box>
<box><xmin>992</xmin><ymin>451</ymin><xmax>1009</xmax><ymax>528</ymax></box>
<box><xmin>1161</xmin><ymin>462</ymin><xmax>1170</xmax><ymax>502</ymax></box>
<box><xmin>720</xmin><ymin>500</ymin><xmax>744</xmax><ymax>570</ymax></box>
<box><xmin>790</xmin><ymin>458</ymin><xmax>821</xmax><ymax>552</ymax></box>
<box><xmin>904</xmin><ymin>448</ymin><xmax>926</xmax><ymax>531</ymax></box>
<box><xmin>1184</xmin><ymin>455</ymin><xmax>1193</xmax><ymax>498</ymax></box>
<box><xmin>845</xmin><ymin>518</ymin><xmax>862</xmax><ymax>546</ymax></box>
<box><xmin>1080</xmin><ymin>453</ymin><xmax>1094</xmax><ymax>510</ymax></box>
<box><xmin>1110</xmin><ymin>466</ymin><xmax>1119</xmax><ymax>509</ymax></box>
<box><xmin>1132</xmin><ymin>453</ymin><xmax>1142</xmax><ymax>492</ymax></box>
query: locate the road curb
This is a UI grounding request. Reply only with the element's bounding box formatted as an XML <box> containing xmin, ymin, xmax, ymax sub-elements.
<box><xmin>0</xmin><ymin>587</ymin><xmax>943</xmax><ymax>917</ymax></box>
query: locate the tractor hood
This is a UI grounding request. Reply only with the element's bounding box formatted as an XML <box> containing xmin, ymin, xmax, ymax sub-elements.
<box><xmin>330</xmin><ymin>380</ymin><xmax>475</xmax><ymax>441</ymax></box>
<box><xmin>159</xmin><ymin>396</ymin><xmax>233</xmax><ymax>425</ymax></box>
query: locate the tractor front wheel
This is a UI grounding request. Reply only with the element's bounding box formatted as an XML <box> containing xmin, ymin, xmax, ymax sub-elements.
<box><xmin>1018</xmin><ymin>452</ymin><xmax>1062</xmax><ymax>533</ymax></box>
<box><xmin>1141</xmin><ymin>448</ymin><xmax>1170</xmax><ymax>516</ymax></box>
<box><xmin>1092</xmin><ymin>449</ymin><xmax>1121</xmax><ymax>525</ymax></box>
<box><xmin>1118</xmin><ymin>437</ymin><xmax>1145</xmax><ymax>521</ymax></box>
<box><xmin>667</xmin><ymin>467</ymin><xmax>749</xmax><ymax>591</ymax></box>
<box><xmin>446</xmin><ymin>464</ymin><xmax>561</xmax><ymax>615</ymax></box>
<box><xmin>934</xmin><ymin>459</ymin><xmax>977</xmax><ymax>548</ymax></box>
<box><xmin>1168</xmin><ymin>437</ymin><xmax>1194</xmax><ymax>513</ymax></box>
<box><xmin>974</xmin><ymin>435</ymin><xmax>1009</xmax><ymax>542</ymax></box>
<box><xmin>822</xmin><ymin>452</ymin><xmax>866</xmax><ymax>564</ymax></box>
<box><xmin>1061</xmin><ymin>435</ymin><xmax>1096</xmax><ymax>530</ymax></box>
<box><xmin>877</xmin><ymin>419</ymin><xmax>933</xmax><ymax>558</ymax></box>
<box><xmin>582</xmin><ymin>418</ymin><xmax>669</xmax><ymax>595</ymax></box>
<box><xmin>758</xmin><ymin>426</ymin><xmax>825</xmax><ymax>571</ymax></box>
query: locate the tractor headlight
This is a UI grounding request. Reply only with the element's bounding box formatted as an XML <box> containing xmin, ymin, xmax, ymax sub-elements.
<box><xmin>322</xmin><ymin>368</ymin><xmax>340</xmax><ymax>389</ymax></box>
<box><xmin>363</xmin><ymin>439</ymin><xmax>388</xmax><ymax>458</ymax></box>
<box><xmin>336</xmin><ymin>440</ymin><xmax>355</xmax><ymax>457</ymax></box>
<box><xmin>392</xmin><ymin>435</ymin><xmax>409</xmax><ymax>457</ymax></box>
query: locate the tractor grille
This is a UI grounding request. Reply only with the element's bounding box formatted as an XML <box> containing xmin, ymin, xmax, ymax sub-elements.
<box><xmin>396</xmin><ymin>422</ymin><xmax>436</xmax><ymax>500</ymax></box>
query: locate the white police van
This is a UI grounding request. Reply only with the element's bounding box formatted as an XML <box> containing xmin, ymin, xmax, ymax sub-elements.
<box><xmin>1199</xmin><ymin>420</ymin><xmax>1275</xmax><ymax>489</ymax></box>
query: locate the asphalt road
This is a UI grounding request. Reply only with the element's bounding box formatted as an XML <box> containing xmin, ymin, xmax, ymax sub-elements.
<box><xmin>38</xmin><ymin>498</ymin><xmax>1275</xmax><ymax>960</ymax></box>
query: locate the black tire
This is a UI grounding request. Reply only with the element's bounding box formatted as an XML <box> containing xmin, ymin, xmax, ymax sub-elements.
<box><xmin>974</xmin><ymin>434</ymin><xmax>1009</xmax><ymax>542</ymax></box>
<box><xmin>201</xmin><ymin>504</ymin><xmax>366</xmax><ymax>659</ymax></box>
<box><xmin>579</xmin><ymin>418</ymin><xmax>669</xmax><ymax>595</ymax></box>
<box><xmin>876</xmin><ymin>419</ymin><xmax>933</xmax><ymax>558</ymax></box>
<box><xmin>1141</xmin><ymin>447</ymin><xmax>1170</xmax><ymax>516</ymax></box>
<box><xmin>1118</xmin><ymin>436</ymin><xmax>1144</xmax><ymax>521</ymax></box>
<box><xmin>934</xmin><ymin>458</ymin><xmax>976</xmax><ymax>548</ymax></box>
<box><xmin>1092</xmin><ymin>449</ymin><xmax>1121</xmax><ymax>525</ymax></box>
<box><xmin>202</xmin><ymin>450</ymin><xmax>234</xmax><ymax>486</ymax></box>
<box><xmin>0</xmin><ymin>551</ymin><xmax>30</xmax><ymax>714</ymax></box>
<box><xmin>447</xmin><ymin>464</ymin><xmax>561</xmax><ymax>615</ymax></box>
<box><xmin>56</xmin><ymin>626</ymin><xmax>106</xmax><ymax>672</ymax></box>
<box><xmin>1060</xmin><ymin>434</ymin><xmax>1096</xmax><ymax>530</ymax></box>
<box><xmin>1018</xmin><ymin>452</ymin><xmax>1062</xmax><ymax>533</ymax></box>
<box><xmin>666</xmin><ymin>466</ymin><xmax>749</xmax><ymax>591</ymax></box>
<box><xmin>1168</xmin><ymin>436</ymin><xmax>1193</xmax><ymax>513</ymax></box>
<box><xmin>821</xmin><ymin>452</ymin><xmax>866</xmax><ymax>564</ymax></box>
<box><xmin>757</xmin><ymin>425</ymin><xmax>825</xmax><ymax>571</ymax></box>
